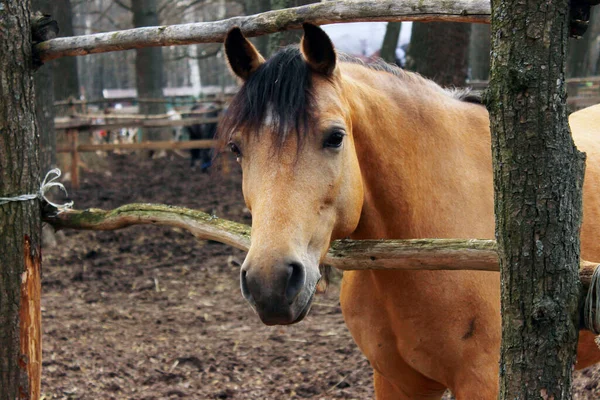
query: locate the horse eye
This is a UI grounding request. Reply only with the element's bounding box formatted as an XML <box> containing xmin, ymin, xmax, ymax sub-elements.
<box><xmin>229</xmin><ymin>142</ymin><xmax>241</xmax><ymax>156</ymax></box>
<box><xmin>324</xmin><ymin>131</ymin><xmax>345</xmax><ymax>149</ymax></box>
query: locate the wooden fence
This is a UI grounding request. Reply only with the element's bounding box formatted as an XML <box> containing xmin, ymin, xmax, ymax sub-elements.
<box><xmin>55</xmin><ymin>111</ymin><xmax>223</xmax><ymax>188</ymax></box>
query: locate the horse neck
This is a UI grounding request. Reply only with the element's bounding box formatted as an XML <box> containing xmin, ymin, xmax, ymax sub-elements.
<box><xmin>340</xmin><ymin>67</ymin><xmax>494</xmax><ymax>240</ymax></box>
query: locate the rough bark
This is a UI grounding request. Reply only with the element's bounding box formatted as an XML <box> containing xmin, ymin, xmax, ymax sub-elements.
<box><xmin>488</xmin><ymin>0</ymin><xmax>585</xmax><ymax>398</ymax></box>
<box><xmin>0</xmin><ymin>1</ymin><xmax>42</xmax><ymax>399</ymax></box>
<box><xmin>406</xmin><ymin>22</ymin><xmax>472</xmax><ymax>87</ymax></box>
<box><xmin>567</xmin><ymin>5</ymin><xmax>600</xmax><ymax>77</ymax></box>
<box><xmin>379</xmin><ymin>22</ymin><xmax>402</xmax><ymax>64</ymax></box>
<box><xmin>468</xmin><ymin>23</ymin><xmax>490</xmax><ymax>80</ymax></box>
<box><xmin>51</xmin><ymin>0</ymin><xmax>79</xmax><ymax>109</ymax></box>
<box><xmin>36</xmin><ymin>0</ymin><xmax>492</xmax><ymax>62</ymax></box>
<box><xmin>132</xmin><ymin>0</ymin><xmax>167</xmax><ymax>143</ymax></box>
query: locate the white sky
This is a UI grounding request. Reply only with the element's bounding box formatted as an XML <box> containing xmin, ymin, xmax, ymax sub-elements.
<box><xmin>322</xmin><ymin>22</ymin><xmax>412</xmax><ymax>57</ymax></box>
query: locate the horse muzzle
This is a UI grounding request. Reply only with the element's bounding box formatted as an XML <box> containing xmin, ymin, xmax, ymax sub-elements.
<box><xmin>240</xmin><ymin>257</ymin><xmax>318</xmax><ymax>325</ymax></box>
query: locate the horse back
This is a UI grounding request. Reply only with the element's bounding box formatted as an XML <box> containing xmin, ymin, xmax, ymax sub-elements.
<box><xmin>571</xmin><ymin>104</ymin><xmax>600</xmax><ymax>261</ymax></box>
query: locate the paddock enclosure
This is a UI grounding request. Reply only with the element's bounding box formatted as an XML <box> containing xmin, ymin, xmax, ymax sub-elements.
<box><xmin>41</xmin><ymin>155</ymin><xmax>600</xmax><ymax>399</ymax></box>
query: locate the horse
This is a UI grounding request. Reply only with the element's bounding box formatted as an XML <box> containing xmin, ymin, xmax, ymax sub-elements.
<box><xmin>184</xmin><ymin>103</ymin><xmax>220</xmax><ymax>171</ymax></box>
<box><xmin>218</xmin><ymin>24</ymin><xmax>600</xmax><ymax>399</ymax></box>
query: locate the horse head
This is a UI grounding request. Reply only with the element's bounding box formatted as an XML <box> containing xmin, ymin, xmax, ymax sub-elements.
<box><xmin>219</xmin><ymin>24</ymin><xmax>364</xmax><ymax>325</ymax></box>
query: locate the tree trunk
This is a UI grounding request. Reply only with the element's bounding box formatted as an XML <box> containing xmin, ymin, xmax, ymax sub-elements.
<box><xmin>567</xmin><ymin>5</ymin><xmax>600</xmax><ymax>77</ymax></box>
<box><xmin>246</xmin><ymin>0</ymin><xmax>271</xmax><ymax>55</ymax></box>
<box><xmin>380</xmin><ymin>22</ymin><xmax>402</xmax><ymax>64</ymax></box>
<box><xmin>406</xmin><ymin>22</ymin><xmax>472</xmax><ymax>87</ymax></box>
<box><xmin>132</xmin><ymin>0</ymin><xmax>167</xmax><ymax>143</ymax></box>
<box><xmin>468</xmin><ymin>23</ymin><xmax>490</xmax><ymax>80</ymax></box>
<box><xmin>35</xmin><ymin>63</ymin><xmax>56</xmax><ymax>172</ymax></box>
<box><xmin>488</xmin><ymin>1</ymin><xmax>584</xmax><ymax>398</ymax></box>
<box><xmin>51</xmin><ymin>0</ymin><xmax>79</xmax><ymax>113</ymax></box>
<box><xmin>0</xmin><ymin>1</ymin><xmax>43</xmax><ymax>399</ymax></box>
<box><xmin>268</xmin><ymin>0</ymin><xmax>316</xmax><ymax>55</ymax></box>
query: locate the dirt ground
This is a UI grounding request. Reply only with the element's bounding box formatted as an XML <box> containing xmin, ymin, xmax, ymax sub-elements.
<box><xmin>41</xmin><ymin>153</ymin><xmax>600</xmax><ymax>399</ymax></box>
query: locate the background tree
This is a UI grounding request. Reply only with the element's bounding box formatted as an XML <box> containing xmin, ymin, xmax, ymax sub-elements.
<box><xmin>245</xmin><ymin>0</ymin><xmax>271</xmax><ymax>55</ymax></box>
<box><xmin>52</xmin><ymin>0</ymin><xmax>80</xmax><ymax>113</ymax></box>
<box><xmin>268</xmin><ymin>0</ymin><xmax>315</xmax><ymax>54</ymax></box>
<box><xmin>0</xmin><ymin>0</ymin><xmax>43</xmax><ymax>398</ymax></box>
<box><xmin>469</xmin><ymin>24</ymin><xmax>490</xmax><ymax>80</ymax></box>
<box><xmin>567</xmin><ymin>5</ymin><xmax>600</xmax><ymax>77</ymax></box>
<box><xmin>32</xmin><ymin>0</ymin><xmax>57</xmax><ymax>172</ymax></box>
<box><xmin>380</xmin><ymin>22</ymin><xmax>402</xmax><ymax>64</ymax></box>
<box><xmin>131</xmin><ymin>0</ymin><xmax>167</xmax><ymax>142</ymax></box>
<box><xmin>406</xmin><ymin>22</ymin><xmax>471</xmax><ymax>87</ymax></box>
<box><xmin>488</xmin><ymin>0</ymin><xmax>585</xmax><ymax>397</ymax></box>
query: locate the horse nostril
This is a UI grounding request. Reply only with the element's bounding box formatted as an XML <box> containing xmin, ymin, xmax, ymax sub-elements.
<box><xmin>240</xmin><ymin>269</ymin><xmax>254</xmax><ymax>305</ymax></box>
<box><xmin>285</xmin><ymin>261</ymin><xmax>306</xmax><ymax>303</ymax></box>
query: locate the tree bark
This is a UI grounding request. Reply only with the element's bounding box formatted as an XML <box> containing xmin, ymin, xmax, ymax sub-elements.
<box><xmin>468</xmin><ymin>23</ymin><xmax>490</xmax><ymax>80</ymax></box>
<box><xmin>406</xmin><ymin>22</ymin><xmax>472</xmax><ymax>87</ymax></box>
<box><xmin>36</xmin><ymin>0</ymin><xmax>493</xmax><ymax>62</ymax></box>
<box><xmin>488</xmin><ymin>0</ymin><xmax>585</xmax><ymax>398</ymax></box>
<box><xmin>51</xmin><ymin>0</ymin><xmax>79</xmax><ymax>110</ymax></box>
<box><xmin>379</xmin><ymin>22</ymin><xmax>402</xmax><ymax>64</ymax></box>
<box><xmin>0</xmin><ymin>1</ymin><xmax>42</xmax><ymax>399</ymax></box>
<box><xmin>132</xmin><ymin>0</ymin><xmax>167</xmax><ymax>143</ymax></box>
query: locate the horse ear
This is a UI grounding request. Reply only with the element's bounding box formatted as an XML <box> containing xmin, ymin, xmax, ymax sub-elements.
<box><xmin>224</xmin><ymin>27</ymin><xmax>265</xmax><ymax>81</ymax></box>
<box><xmin>301</xmin><ymin>23</ymin><xmax>336</xmax><ymax>76</ymax></box>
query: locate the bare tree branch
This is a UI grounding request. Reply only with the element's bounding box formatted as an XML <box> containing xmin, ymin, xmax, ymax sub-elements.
<box><xmin>36</xmin><ymin>0</ymin><xmax>491</xmax><ymax>62</ymax></box>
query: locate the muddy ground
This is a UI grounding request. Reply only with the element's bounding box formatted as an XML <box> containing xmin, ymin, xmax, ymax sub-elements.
<box><xmin>42</xmin><ymin>153</ymin><xmax>600</xmax><ymax>399</ymax></box>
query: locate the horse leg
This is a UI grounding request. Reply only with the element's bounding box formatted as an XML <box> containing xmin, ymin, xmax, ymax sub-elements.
<box><xmin>374</xmin><ymin>371</ymin><xmax>445</xmax><ymax>400</ymax></box>
<box><xmin>449</xmin><ymin>362</ymin><xmax>498</xmax><ymax>400</ymax></box>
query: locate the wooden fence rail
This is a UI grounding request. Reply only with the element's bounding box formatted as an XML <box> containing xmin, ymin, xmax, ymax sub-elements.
<box><xmin>54</xmin><ymin>97</ymin><xmax>231</xmax><ymax>106</ymax></box>
<box><xmin>42</xmin><ymin>203</ymin><xmax>600</xmax><ymax>332</ymax></box>
<box><xmin>55</xmin><ymin>116</ymin><xmax>220</xmax><ymax>131</ymax></box>
<box><xmin>35</xmin><ymin>0</ymin><xmax>490</xmax><ymax>62</ymax></box>
<box><xmin>57</xmin><ymin>139</ymin><xmax>217</xmax><ymax>153</ymax></box>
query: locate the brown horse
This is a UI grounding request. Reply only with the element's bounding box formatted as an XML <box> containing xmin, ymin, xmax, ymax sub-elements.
<box><xmin>219</xmin><ymin>24</ymin><xmax>600</xmax><ymax>399</ymax></box>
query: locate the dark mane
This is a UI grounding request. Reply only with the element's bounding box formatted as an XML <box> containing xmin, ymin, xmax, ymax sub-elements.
<box><xmin>218</xmin><ymin>46</ymin><xmax>316</xmax><ymax>149</ymax></box>
<box><xmin>218</xmin><ymin>47</ymin><xmax>481</xmax><ymax>149</ymax></box>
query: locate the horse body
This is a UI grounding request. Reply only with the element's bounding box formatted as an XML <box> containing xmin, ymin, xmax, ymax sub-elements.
<box><xmin>220</xmin><ymin>24</ymin><xmax>600</xmax><ymax>399</ymax></box>
<box><xmin>335</xmin><ymin>64</ymin><xmax>500</xmax><ymax>398</ymax></box>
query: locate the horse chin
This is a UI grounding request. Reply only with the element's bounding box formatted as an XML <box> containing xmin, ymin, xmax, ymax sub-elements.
<box><xmin>290</xmin><ymin>290</ymin><xmax>316</xmax><ymax>324</ymax></box>
<box><xmin>256</xmin><ymin>288</ymin><xmax>316</xmax><ymax>326</ymax></box>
